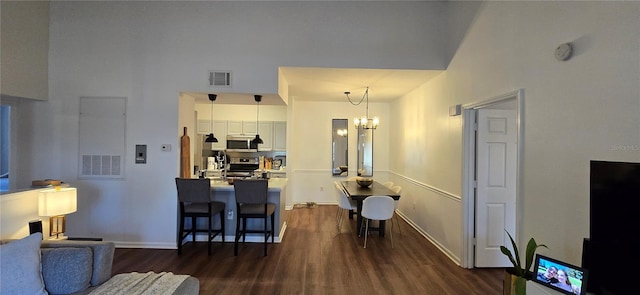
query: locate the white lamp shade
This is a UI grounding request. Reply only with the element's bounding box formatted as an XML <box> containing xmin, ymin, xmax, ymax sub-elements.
<box><xmin>38</xmin><ymin>187</ymin><xmax>77</xmax><ymax>216</ymax></box>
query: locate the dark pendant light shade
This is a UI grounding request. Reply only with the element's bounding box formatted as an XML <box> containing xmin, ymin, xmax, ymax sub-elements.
<box><xmin>252</xmin><ymin>134</ymin><xmax>263</xmax><ymax>144</ymax></box>
<box><xmin>253</xmin><ymin>94</ymin><xmax>263</xmax><ymax>145</ymax></box>
<box><xmin>205</xmin><ymin>94</ymin><xmax>218</xmax><ymax>143</ymax></box>
<box><xmin>205</xmin><ymin>133</ymin><xmax>218</xmax><ymax>143</ymax></box>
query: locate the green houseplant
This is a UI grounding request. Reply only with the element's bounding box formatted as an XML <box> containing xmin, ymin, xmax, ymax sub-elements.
<box><xmin>500</xmin><ymin>231</ymin><xmax>547</xmax><ymax>295</ymax></box>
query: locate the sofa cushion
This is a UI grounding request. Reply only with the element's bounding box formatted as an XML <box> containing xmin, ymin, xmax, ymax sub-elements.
<box><xmin>0</xmin><ymin>233</ymin><xmax>47</xmax><ymax>295</ymax></box>
<box><xmin>41</xmin><ymin>247</ymin><xmax>93</xmax><ymax>294</ymax></box>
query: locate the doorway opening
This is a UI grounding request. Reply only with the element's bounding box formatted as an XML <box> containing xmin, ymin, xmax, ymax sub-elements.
<box><xmin>461</xmin><ymin>89</ymin><xmax>524</xmax><ymax>268</ymax></box>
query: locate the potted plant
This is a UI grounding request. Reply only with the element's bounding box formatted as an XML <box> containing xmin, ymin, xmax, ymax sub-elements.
<box><xmin>500</xmin><ymin>231</ymin><xmax>547</xmax><ymax>295</ymax></box>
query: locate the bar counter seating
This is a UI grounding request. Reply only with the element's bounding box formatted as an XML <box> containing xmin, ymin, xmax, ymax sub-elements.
<box><xmin>174</xmin><ymin>178</ymin><xmax>287</xmax><ymax>253</ymax></box>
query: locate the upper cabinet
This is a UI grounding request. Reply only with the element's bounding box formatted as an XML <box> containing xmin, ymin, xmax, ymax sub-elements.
<box><xmin>197</xmin><ymin>118</ymin><xmax>286</xmax><ymax>152</ymax></box>
<box><xmin>228</xmin><ymin>120</ymin><xmax>257</xmax><ymax>135</ymax></box>
<box><xmin>211</xmin><ymin>121</ymin><xmax>228</xmax><ymax>150</ymax></box>
<box><xmin>273</xmin><ymin>121</ymin><xmax>286</xmax><ymax>151</ymax></box>
<box><xmin>197</xmin><ymin>120</ymin><xmax>228</xmax><ymax>150</ymax></box>
<box><xmin>258</xmin><ymin>122</ymin><xmax>274</xmax><ymax>151</ymax></box>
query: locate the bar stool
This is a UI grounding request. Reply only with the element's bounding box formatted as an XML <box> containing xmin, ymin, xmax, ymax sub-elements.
<box><xmin>233</xmin><ymin>179</ymin><xmax>275</xmax><ymax>256</ymax></box>
<box><xmin>175</xmin><ymin>178</ymin><xmax>225</xmax><ymax>256</ymax></box>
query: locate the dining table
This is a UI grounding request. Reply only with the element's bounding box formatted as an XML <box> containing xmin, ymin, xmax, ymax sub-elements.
<box><xmin>341</xmin><ymin>180</ymin><xmax>401</xmax><ymax>237</ymax></box>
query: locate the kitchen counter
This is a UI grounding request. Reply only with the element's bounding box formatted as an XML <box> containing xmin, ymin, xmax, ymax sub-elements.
<box><xmin>210</xmin><ymin>177</ymin><xmax>287</xmax><ymax>191</ymax></box>
<box><xmin>208</xmin><ymin>178</ymin><xmax>287</xmax><ymax>243</ymax></box>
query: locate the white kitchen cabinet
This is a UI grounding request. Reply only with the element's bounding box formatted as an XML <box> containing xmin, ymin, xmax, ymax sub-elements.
<box><xmin>197</xmin><ymin>120</ymin><xmax>211</xmax><ymax>134</ymax></box>
<box><xmin>269</xmin><ymin>171</ymin><xmax>286</xmax><ymax>178</ymax></box>
<box><xmin>197</xmin><ymin>120</ymin><xmax>227</xmax><ymax>150</ymax></box>
<box><xmin>258</xmin><ymin>122</ymin><xmax>274</xmax><ymax>151</ymax></box>
<box><xmin>211</xmin><ymin>121</ymin><xmax>227</xmax><ymax>150</ymax></box>
<box><xmin>273</xmin><ymin>121</ymin><xmax>286</xmax><ymax>151</ymax></box>
<box><xmin>227</xmin><ymin>120</ymin><xmax>257</xmax><ymax>135</ymax></box>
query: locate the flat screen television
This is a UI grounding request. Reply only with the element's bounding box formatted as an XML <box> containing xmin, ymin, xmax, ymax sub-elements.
<box><xmin>588</xmin><ymin>160</ymin><xmax>640</xmax><ymax>295</ymax></box>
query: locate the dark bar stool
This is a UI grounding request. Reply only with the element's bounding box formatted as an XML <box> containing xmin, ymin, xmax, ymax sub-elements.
<box><xmin>233</xmin><ymin>179</ymin><xmax>275</xmax><ymax>256</ymax></box>
<box><xmin>175</xmin><ymin>178</ymin><xmax>225</xmax><ymax>255</ymax></box>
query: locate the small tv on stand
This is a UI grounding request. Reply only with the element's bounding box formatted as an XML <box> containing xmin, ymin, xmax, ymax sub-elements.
<box><xmin>588</xmin><ymin>160</ymin><xmax>640</xmax><ymax>295</ymax></box>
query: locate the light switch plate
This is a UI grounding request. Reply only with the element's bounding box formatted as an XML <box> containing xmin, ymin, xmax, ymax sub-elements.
<box><xmin>135</xmin><ymin>144</ymin><xmax>147</xmax><ymax>164</ymax></box>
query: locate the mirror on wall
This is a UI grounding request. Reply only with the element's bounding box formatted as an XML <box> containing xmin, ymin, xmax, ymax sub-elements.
<box><xmin>357</xmin><ymin>127</ymin><xmax>373</xmax><ymax>177</ymax></box>
<box><xmin>332</xmin><ymin>119</ymin><xmax>349</xmax><ymax>176</ymax></box>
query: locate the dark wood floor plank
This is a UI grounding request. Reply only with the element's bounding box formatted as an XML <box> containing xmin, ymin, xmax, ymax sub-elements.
<box><xmin>112</xmin><ymin>205</ymin><xmax>504</xmax><ymax>294</ymax></box>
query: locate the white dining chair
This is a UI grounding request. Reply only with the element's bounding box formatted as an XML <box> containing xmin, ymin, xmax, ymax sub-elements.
<box><xmin>334</xmin><ymin>181</ymin><xmax>356</xmax><ymax>231</ymax></box>
<box><xmin>390</xmin><ymin>186</ymin><xmax>402</xmax><ymax>235</ymax></box>
<box><xmin>382</xmin><ymin>181</ymin><xmax>394</xmax><ymax>188</ymax></box>
<box><xmin>360</xmin><ymin>195</ymin><xmax>395</xmax><ymax>248</ymax></box>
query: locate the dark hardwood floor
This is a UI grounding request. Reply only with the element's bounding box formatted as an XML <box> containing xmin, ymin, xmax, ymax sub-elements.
<box><xmin>112</xmin><ymin>205</ymin><xmax>504</xmax><ymax>294</ymax></box>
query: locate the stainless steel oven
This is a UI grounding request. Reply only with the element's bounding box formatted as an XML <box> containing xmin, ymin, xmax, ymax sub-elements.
<box><xmin>226</xmin><ymin>135</ymin><xmax>258</xmax><ymax>152</ymax></box>
<box><xmin>226</xmin><ymin>157</ymin><xmax>259</xmax><ymax>178</ymax></box>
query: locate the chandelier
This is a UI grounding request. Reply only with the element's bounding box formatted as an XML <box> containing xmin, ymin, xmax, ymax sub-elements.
<box><xmin>344</xmin><ymin>86</ymin><xmax>379</xmax><ymax>129</ymax></box>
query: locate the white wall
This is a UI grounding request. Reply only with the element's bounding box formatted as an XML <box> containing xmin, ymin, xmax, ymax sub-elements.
<box><xmin>8</xmin><ymin>1</ymin><xmax>446</xmax><ymax>246</ymax></box>
<box><xmin>391</xmin><ymin>1</ymin><xmax>640</xmax><ymax>265</ymax></box>
<box><xmin>0</xmin><ymin>1</ymin><xmax>49</xmax><ymax>100</ymax></box>
<box><xmin>8</xmin><ymin>1</ymin><xmax>637</xmax><ymax>269</ymax></box>
<box><xmin>389</xmin><ymin>71</ymin><xmax>465</xmax><ymax>261</ymax></box>
<box><xmin>288</xmin><ymin>100</ymin><xmax>390</xmax><ymax>206</ymax></box>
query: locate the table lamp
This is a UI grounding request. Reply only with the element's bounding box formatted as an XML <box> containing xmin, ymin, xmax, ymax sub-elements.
<box><xmin>38</xmin><ymin>187</ymin><xmax>77</xmax><ymax>239</ymax></box>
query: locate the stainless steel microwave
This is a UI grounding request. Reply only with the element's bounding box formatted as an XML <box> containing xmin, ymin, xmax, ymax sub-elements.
<box><xmin>226</xmin><ymin>135</ymin><xmax>258</xmax><ymax>152</ymax></box>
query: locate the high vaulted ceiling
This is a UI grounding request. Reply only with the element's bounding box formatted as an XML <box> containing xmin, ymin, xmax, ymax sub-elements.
<box><xmin>186</xmin><ymin>67</ymin><xmax>442</xmax><ymax>106</ymax></box>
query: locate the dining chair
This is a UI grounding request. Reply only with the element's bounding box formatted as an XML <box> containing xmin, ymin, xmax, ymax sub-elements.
<box><xmin>383</xmin><ymin>181</ymin><xmax>394</xmax><ymax>188</ymax></box>
<box><xmin>233</xmin><ymin>179</ymin><xmax>275</xmax><ymax>256</ymax></box>
<box><xmin>360</xmin><ymin>195</ymin><xmax>395</xmax><ymax>249</ymax></box>
<box><xmin>334</xmin><ymin>181</ymin><xmax>356</xmax><ymax>231</ymax></box>
<box><xmin>391</xmin><ymin>185</ymin><xmax>402</xmax><ymax>235</ymax></box>
<box><xmin>175</xmin><ymin>178</ymin><xmax>225</xmax><ymax>256</ymax></box>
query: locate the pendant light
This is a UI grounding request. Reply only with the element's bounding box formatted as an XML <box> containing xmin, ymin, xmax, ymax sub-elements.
<box><xmin>205</xmin><ymin>94</ymin><xmax>218</xmax><ymax>143</ymax></box>
<box><xmin>344</xmin><ymin>86</ymin><xmax>379</xmax><ymax>130</ymax></box>
<box><xmin>252</xmin><ymin>95</ymin><xmax>264</xmax><ymax>145</ymax></box>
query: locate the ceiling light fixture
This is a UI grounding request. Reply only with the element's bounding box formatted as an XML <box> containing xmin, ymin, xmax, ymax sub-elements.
<box><xmin>252</xmin><ymin>95</ymin><xmax>264</xmax><ymax>145</ymax></box>
<box><xmin>205</xmin><ymin>94</ymin><xmax>218</xmax><ymax>143</ymax></box>
<box><xmin>344</xmin><ymin>86</ymin><xmax>379</xmax><ymax>130</ymax></box>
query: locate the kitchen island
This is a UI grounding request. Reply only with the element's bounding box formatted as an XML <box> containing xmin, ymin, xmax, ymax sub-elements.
<box><xmin>209</xmin><ymin>178</ymin><xmax>287</xmax><ymax>243</ymax></box>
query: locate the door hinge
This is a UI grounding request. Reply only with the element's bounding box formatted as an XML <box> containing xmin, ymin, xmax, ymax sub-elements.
<box><xmin>473</xmin><ymin>180</ymin><xmax>477</xmax><ymax>188</ymax></box>
<box><xmin>473</xmin><ymin>237</ymin><xmax>477</xmax><ymax>245</ymax></box>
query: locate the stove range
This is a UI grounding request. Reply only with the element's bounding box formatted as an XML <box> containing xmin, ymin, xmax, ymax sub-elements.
<box><xmin>227</xmin><ymin>157</ymin><xmax>259</xmax><ymax>178</ymax></box>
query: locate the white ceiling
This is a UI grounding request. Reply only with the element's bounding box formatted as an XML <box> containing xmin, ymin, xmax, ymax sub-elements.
<box><xmin>186</xmin><ymin>67</ymin><xmax>442</xmax><ymax>106</ymax></box>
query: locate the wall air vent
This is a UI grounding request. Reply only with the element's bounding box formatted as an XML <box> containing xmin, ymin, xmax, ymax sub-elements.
<box><xmin>209</xmin><ymin>71</ymin><xmax>231</xmax><ymax>87</ymax></box>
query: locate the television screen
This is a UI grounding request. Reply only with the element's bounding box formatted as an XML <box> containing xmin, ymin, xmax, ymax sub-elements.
<box><xmin>589</xmin><ymin>160</ymin><xmax>640</xmax><ymax>294</ymax></box>
<box><xmin>533</xmin><ymin>254</ymin><xmax>588</xmax><ymax>295</ymax></box>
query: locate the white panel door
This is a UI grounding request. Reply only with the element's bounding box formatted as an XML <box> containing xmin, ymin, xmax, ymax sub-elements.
<box><xmin>475</xmin><ymin>109</ymin><xmax>517</xmax><ymax>267</ymax></box>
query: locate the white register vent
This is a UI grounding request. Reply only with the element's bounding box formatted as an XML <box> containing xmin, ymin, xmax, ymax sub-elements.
<box><xmin>81</xmin><ymin>155</ymin><xmax>122</xmax><ymax>177</ymax></box>
<box><xmin>209</xmin><ymin>71</ymin><xmax>231</xmax><ymax>87</ymax></box>
<box><xmin>78</xmin><ymin>97</ymin><xmax>126</xmax><ymax>180</ymax></box>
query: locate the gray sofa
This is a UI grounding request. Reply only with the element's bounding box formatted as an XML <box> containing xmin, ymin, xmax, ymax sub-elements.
<box><xmin>0</xmin><ymin>233</ymin><xmax>199</xmax><ymax>295</ymax></box>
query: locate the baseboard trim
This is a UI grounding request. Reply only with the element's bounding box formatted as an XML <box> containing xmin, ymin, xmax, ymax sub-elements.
<box><xmin>396</xmin><ymin>210</ymin><xmax>462</xmax><ymax>265</ymax></box>
<box><xmin>114</xmin><ymin>222</ymin><xmax>287</xmax><ymax>249</ymax></box>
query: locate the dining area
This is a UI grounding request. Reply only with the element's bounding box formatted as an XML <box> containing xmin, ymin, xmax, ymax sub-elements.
<box><xmin>334</xmin><ymin>177</ymin><xmax>402</xmax><ymax>248</ymax></box>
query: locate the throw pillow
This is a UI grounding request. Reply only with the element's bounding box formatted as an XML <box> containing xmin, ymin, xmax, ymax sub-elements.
<box><xmin>41</xmin><ymin>247</ymin><xmax>93</xmax><ymax>294</ymax></box>
<box><xmin>0</xmin><ymin>232</ymin><xmax>47</xmax><ymax>295</ymax></box>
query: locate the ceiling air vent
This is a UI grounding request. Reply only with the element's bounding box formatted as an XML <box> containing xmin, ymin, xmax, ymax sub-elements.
<box><xmin>209</xmin><ymin>71</ymin><xmax>231</xmax><ymax>87</ymax></box>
